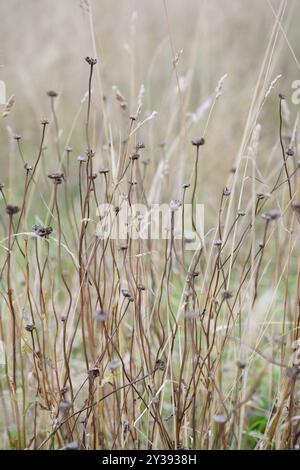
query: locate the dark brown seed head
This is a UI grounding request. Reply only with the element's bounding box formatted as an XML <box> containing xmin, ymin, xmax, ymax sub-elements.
<box><xmin>85</xmin><ymin>56</ymin><xmax>97</xmax><ymax>66</ymax></box>
<box><xmin>222</xmin><ymin>290</ymin><xmax>233</xmax><ymax>300</ymax></box>
<box><xmin>89</xmin><ymin>367</ymin><xmax>100</xmax><ymax>378</ymax></box>
<box><xmin>47</xmin><ymin>90</ymin><xmax>58</xmax><ymax>98</ymax></box>
<box><xmin>99</xmin><ymin>168</ymin><xmax>110</xmax><ymax>175</ymax></box>
<box><xmin>155</xmin><ymin>359</ymin><xmax>166</xmax><ymax>371</ymax></box>
<box><xmin>48</xmin><ymin>172</ymin><xmax>64</xmax><ymax>184</ymax></box>
<box><xmin>33</xmin><ymin>225</ymin><xmax>53</xmax><ymax>238</ymax></box>
<box><xmin>6</xmin><ymin>205</ymin><xmax>20</xmax><ymax>216</ymax></box>
<box><xmin>25</xmin><ymin>324</ymin><xmax>35</xmax><ymax>332</ymax></box>
<box><xmin>191</xmin><ymin>137</ymin><xmax>205</xmax><ymax>147</ymax></box>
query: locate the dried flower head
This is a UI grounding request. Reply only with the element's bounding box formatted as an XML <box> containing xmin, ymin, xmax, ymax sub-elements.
<box><xmin>6</xmin><ymin>205</ymin><xmax>20</xmax><ymax>216</ymax></box>
<box><xmin>286</xmin><ymin>148</ymin><xmax>294</xmax><ymax>157</ymax></box>
<box><xmin>155</xmin><ymin>359</ymin><xmax>166</xmax><ymax>371</ymax></box>
<box><xmin>222</xmin><ymin>290</ymin><xmax>233</xmax><ymax>300</ymax></box>
<box><xmin>25</xmin><ymin>324</ymin><xmax>35</xmax><ymax>333</ymax></box>
<box><xmin>47</xmin><ymin>90</ymin><xmax>58</xmax><ymax>98</ymax></box>
<box><xmin>85</xmin><ymin>56</ymin><xmax>97</xmax><ymax>66</ymax></box>
<box><xmin>262</xmin><ymin>210</ymin><xmax>280</xmax><ymax>221</ymax></box>
<box><xmin>88</xmin><ymin>367</ymin><xmax>100</xmax><ymax>378</ymax></box>
<box><xmin>191</xmin><ymin>137</ymin><xmax>205</xmax><ymax>147</ymax></box>
<box><xmin>48</xmin><ymin>172</ymin><xmax>64</xmax><ymax>184</ymax></box>
<box><xmin>33</xmin><ymin>225</ymin><xmax>53</xmax><ymax>238</ymax></box>
<box><xmin>99</xmin><ymin>168</ymin><xmax>110</xmax><ymax>175</ymax></box>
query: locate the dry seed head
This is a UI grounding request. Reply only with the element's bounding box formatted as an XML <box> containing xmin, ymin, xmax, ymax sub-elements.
<box><xmin>6</xmin><ymin>205</ymin><xmax>20</xmax><ymax>216</ymax></box>
<box><xmin>262</xmin><ymin>210</ymin><xmax>280</xmax><ymax>221</ymax></box>
<box><xmin>47</xmin><ymin>90</ymin><xmax>58</xmax><ymax>98</ymax></box>
<box><xmin>85</xmin><ymin>56</ymin><xmax>97</xmax><ymax>66</ymax></box>
<box><xmin>155</xmin><ymin>359</ymin><xmax>166</xmax><ymax>371</ymax></box>
<box><xmin>191</xmin><ymin>137</ymin><xmax>205</xmax><ymax>147</ymax></box>
<box><xmin>89</xmin><ymin>367</ymin><xmax>100</xmax><ymax>378</ymax></box>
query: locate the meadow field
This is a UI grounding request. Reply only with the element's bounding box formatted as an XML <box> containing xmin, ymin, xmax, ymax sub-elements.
<box><xmin>1</xmin><ymin>0</ymin><xmax>300</xmax><ymax>450</ymax></box>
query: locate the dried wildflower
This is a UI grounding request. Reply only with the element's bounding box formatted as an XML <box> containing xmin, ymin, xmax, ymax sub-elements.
<box><xmin>121</xmin><ymin>288</ymin><xmax>132</xmax><ymax>299</ymax></box>
<box><xmin>278</xmin><ymin>93</ymin><xmax>285</xmax><ymax>101</ymax></box>
<box><xmin>47</xmin><ymin>90</ymin><xmax>58</xmax><ymax>98</ymax></box>
<box><xmin>182</xmin><ymin>183</ymin><xmax>190</xmax><ymax>189</ymax></box>
<box><xmin>136</xmin><ymin>142</ymin><xmax>145</xmax><ymax>150</ymax></box>
<box><xmin>237</xmin><ymin>360</ymin><xmax>247</xmax><ymax>370</ymax></box>
<box><xmin>25</xmin><ymin>324</ymin><xmax>35</xmax><ymax>333</ymax></box>
<box><xmin>94</xmin><ymin>309</ymin><xmax>108</xmax><ymax>322</ymax></box>
<box><xmin>130</xmin><ymin>152</ymin><xmax>140</xmax><ymax>161</ymax></box>
<box><xmin>13</xmin><ymin>134</ymin><xmax>21</xmax><ymax>141</ymax></box>
<box><xmin>89</xmin><ymin>367</ymin><xmax>100</xmax><ymax>378</ymax></box>
<box><xmin>85</xmin><ymin>56</ymin><xmax>97</xmax><ymax>66</ymax></box>
<box><xmin>155</xmin><ymin>359</ymin><xmax>166</xmax><ymax>371</ymax></box>
<box><xmin>286</xmin><ymin>148</ymin><xmax>294</xmax><ymax>157</ymax></box>
<box><xmin>137</xmin><ymin>284</ymin><xmax>146</xmax><ymax>291</ymax></box>
<box><xmin>24</xmin><ymin>163</ymin><xmax>33</xmax><ymax>172</ymax></box>
<box><xmin>214</xmin><ymin>239</ymin><xmax>222</xmax><ymax>247</ymax></box>
<box><xmin>48</xmin><ymin>172</ymin><xmax>64</xmax><ymax>184</ymax></box>
<box><xmin>86</xmin><ymin>149</ymin><xmax>95</xmax><ymax>159</ymax></box>
<box><xmin>88</xmin><ymin>173</ymin><xmax>98</xmax><ymax>181</ymax></box>
<box><xmin>99</xmin><ymin>168</ymin><xmax>110</xmax><ymax>175</ymax></box>
<box><xmin>65</xmin><ymin>146</ymin><xmax>73</xmax><ymax>153</ymax></box>
<box><xmin>77</xmin><ymin>155</ymin><xmax>87</xmax><ymax>162</ymax></box>
<box><xmin>257</xmin><ymin>192</ymin><xmax>266</xmax><ymax>200</ymax></box>
<box><xmin>222</xmin><ymin>290</ymin><xmax>233</xmax><ymax>300</ymax></box>
<box><xmin>6</xmin><ymin>205</ymin><xmax>20</xmax><ymax>216</ymax></box>
<box><xmin>223</xmin><ymin>187</ymin><xmax>231</xmax><ymax>196</ymax></box>
<box><xmin>33</xmin><ymin>224</ymin><xmax>53</xmax><ymax>238</ymax></box>
<box><xmin>119</xmin><ymin>244</ymin><xmax>128</xmax><ymax>251</ymax></box>
<box><xmin>41</xmin><ymin>119</ymin><xmax>49</xmax><ymax>126</ymax></box>
<box><xmin>191</xmin><ymin>137</ymin><xmax>205</xmax><ymax>147</ymax></box>
<box><xmin>237</xmin><ymin>210</ymin><xmax>245</xmax><ymax>217</ymax></box>
<box><xmin>262</xmin><ymin>210</ymin><xmax>280</xmax><ymax>221</ymax></box>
